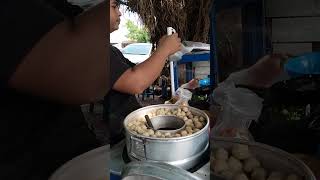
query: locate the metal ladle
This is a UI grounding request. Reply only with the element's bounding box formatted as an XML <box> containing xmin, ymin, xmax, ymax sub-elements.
<box><xmin>145</xmin><ymin>115</ymin><xmax>155</xmax><ymax>129</ymax></box>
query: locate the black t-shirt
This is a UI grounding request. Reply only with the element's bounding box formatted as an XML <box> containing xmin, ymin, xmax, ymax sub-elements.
<box><xmin>104</xmin><ymin>46</ymin><xmax>142</xmax><ymax>146</ymax></box>
<box><xmin>0</xmin><ymin>1</ymin><xmax>99</xmax><ymax>179</ymax></box>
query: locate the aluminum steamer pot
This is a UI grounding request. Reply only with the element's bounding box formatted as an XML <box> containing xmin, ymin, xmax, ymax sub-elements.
<box><xmin>123</xmin><ymin>104</ymin><xmax>210</xmax><ymax>170</ymax></box>
<box><xmin>210</xmin><ymin>137</ymin><xmax>316</xmax><ymax>179</ymax></box>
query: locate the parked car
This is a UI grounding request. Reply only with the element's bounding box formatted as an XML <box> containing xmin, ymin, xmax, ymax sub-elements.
<box><xmin>121</xmin><ymin>43</ymin><xmax>152</xmax><ymax>64</ymax></box>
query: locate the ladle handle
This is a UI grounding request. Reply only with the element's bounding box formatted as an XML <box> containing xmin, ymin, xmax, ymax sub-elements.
<box><xmin>145</xmin><ymin>115</ymin><xmax>154</xmax><ymax>129</ymax></box>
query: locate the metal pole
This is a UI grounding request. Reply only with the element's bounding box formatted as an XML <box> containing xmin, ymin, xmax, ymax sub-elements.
<box><xmin>167</xmin><ymin>27</ymin><xmax>177</xmax><ymax>97</ymax></box>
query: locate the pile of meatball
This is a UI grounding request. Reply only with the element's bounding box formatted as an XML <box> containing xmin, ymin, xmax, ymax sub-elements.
<box><xmin>126</xmin><ymin>107</ymin><xmax>207</xmax><ymax>138</ymax></box>
<box><xmin>211</xmin><ymin>144</ymin><xmax>302</xmax><ymax>180</ymax></box>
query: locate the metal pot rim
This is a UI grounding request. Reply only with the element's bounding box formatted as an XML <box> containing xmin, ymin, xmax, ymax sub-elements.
<box><xmin>127</xmin><ymin>128</ymin><xmax>208</xmax><ymax>142</ymax></box>
<box><xmin>123</xmin><ymin>104</ymin><xmax>210</xmax><ymax>141</ymax></box>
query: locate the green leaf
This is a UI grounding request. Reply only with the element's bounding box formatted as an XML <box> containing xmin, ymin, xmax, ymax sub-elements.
<box><xmin>125</xmin><ymin>20</ymin><xmax>150</xmax><ymax>43</ymax></box>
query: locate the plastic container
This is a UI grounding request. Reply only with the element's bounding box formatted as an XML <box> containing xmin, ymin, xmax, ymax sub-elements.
<box><xmin>199</xmin><ymin>77</ymin><xmax>210</xmax><ymax>87</ymax></box>
<box><xmin>285</xmin><ymin>52</ymin><xmax>320</xmax><ymax>77</ymax></box>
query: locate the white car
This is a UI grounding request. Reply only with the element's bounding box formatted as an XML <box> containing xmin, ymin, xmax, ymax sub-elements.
<box><xmin>121</xmin><ymin>43</ymin><xmax>152</xmax><ymax>64</ymax></box>
<box><xmin>111</xmin><ymin>43</ymin><xmax>123</xmax><ymax>50</ymax></box>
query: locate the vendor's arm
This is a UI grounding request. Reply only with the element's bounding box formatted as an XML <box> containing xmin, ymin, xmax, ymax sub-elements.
<box><xmin>113</xmin><ymin>34</ymin><xmax>181</xmax><ymax>94</ymax></box>
<box><xmin>7</xmin><ymin>1</ymin><xmax>108</xmax><ymax>105</ymax></box>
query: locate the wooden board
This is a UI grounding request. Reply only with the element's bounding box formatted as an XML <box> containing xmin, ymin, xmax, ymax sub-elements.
<box><xmin>272</xmin><ymin>17</ymin><xmax>320</xmax><ymax>42</ymax></box>
<box><xmin>273</xmin><ymin>43</ymin><xmax>312</xmax><ymax>55</ymax></box>
<box><xmin>266</xmin><ymin>0</ymin><xmax>320</xmax><ymax>17</ymax></box>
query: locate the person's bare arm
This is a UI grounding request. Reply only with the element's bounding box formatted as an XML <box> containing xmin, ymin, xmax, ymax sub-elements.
<box><xmin>9</xmin><ymin>2</ymin><xmax>108</xmax><ymax>105</ymax></box>
<box><xmin>113</xmin><ymin>34</ymin><xmax>181</xmax><ymax>94</ymax></box>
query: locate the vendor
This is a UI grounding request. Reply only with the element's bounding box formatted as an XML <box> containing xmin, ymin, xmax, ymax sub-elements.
<box><xmin>1</xmin><ymin>0</ymin><xmax>109</xmax><ymax>179</ymax></box>
<box><xmin>105</xmin><ymin>0</ymin><xmax>182</xmax><ymax>145</ymax></box>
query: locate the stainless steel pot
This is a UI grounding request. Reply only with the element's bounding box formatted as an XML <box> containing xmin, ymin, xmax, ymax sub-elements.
<box><xmin>123</xmin><ymin>104</ymin><xmax>210</xmax><ymax>170</ymax></box>
<box><xmin>210</xmin><ymin>137</ymin><xmax>316</xmax><ymax>179</ymax></box>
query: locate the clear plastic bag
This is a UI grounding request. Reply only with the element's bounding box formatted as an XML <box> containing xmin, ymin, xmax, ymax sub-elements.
<box><xmin>168</xmin><ymin>41</ymin><xmax>210</xmax><ymax>62</ymax></box>
<box><xmin>168</xmin><ymin>44</ymin><xmax>192</xmax><ymax>62</ymax></box>
<box><xmin>174</xmin><ymin>88</ymin><xmax>193</xmax><ymax>106</ymax></box>
<box><xmin>211</xmin><ymin>71</ymin><xmax>264</xmax><ymax>141</ymax></box>
<box><xmin>164</xmin><ymin>79</ymin><xmax>198</xmax><ymax>105</ymax></box>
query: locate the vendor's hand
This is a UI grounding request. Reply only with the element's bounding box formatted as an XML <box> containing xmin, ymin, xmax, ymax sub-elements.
<box><xmin>247</xmin><ymin>53</ymin><xmax>292</xmax><ymax>88</ymax></box>
<box><xmin>157</xmin><ymin>33</ymin><xmax>182</xmax><ymax>56</ymax></box>
<box><xmin>253</xmin><ymin>53</ymin><xmax>291</xmax><ymax>72</ymax></box>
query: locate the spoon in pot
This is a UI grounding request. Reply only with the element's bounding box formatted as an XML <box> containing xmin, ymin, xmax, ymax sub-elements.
<box><xmin>145</xmin><ymin>115</ymin><xmax>154</xmax><ymax>129</ymax></box>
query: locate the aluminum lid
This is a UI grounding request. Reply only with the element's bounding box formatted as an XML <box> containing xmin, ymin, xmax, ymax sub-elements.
<box><xmin>121</xmin><ymin>161</ymin><xmax>201</xmax><ymax>180</ymax></box>
<box><xmin>49</xmin><ymin>145</ymin><xmax>110</xmax><ymax>180</ymax></box>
